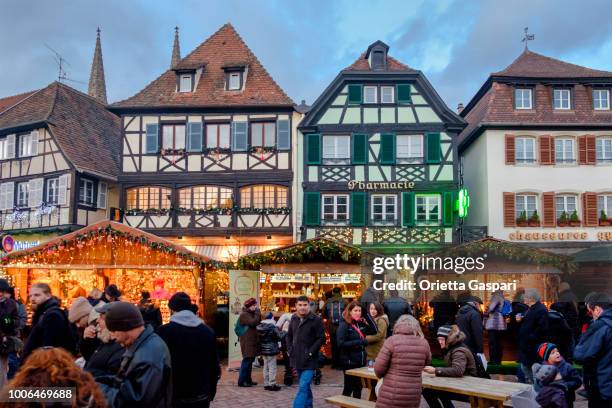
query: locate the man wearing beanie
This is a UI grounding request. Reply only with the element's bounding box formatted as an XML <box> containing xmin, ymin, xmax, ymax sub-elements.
<box><xmin>0</xmin><ymin>279</ymin><xmax>19</xmax><ymax>388</ymax></box>
<box><xmin>237</xmin><ymin>297</ymin><xmax>261</xmax><ymax>387</ymax></box>
<box><xmin>574</xmin><ymin>292</ymin><xmax>612</xmax><ymax>407</ymax></box>
<box><xmin>96</xmin><ymin>301</ymin><xmax>172</xmax><ymax>408</ymax></box>
<box><xmin>158</xmin><ymin>292</ymin><xmax>221</xmax><ymax>407</ymax></box>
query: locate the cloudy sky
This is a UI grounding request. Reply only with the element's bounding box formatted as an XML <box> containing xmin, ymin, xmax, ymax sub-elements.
<box><xmin>2</xmin><ymin>0</ymin><xmax>612</xmax><ymax>109</ymax></box>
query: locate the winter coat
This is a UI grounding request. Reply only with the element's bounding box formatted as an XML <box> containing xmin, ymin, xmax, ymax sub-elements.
<box><xmin>429</xmin><ymin>293</ymin><xmax>458</xmax><ymax>330</ymax></box>
<box><xmin>337</xmin><ymin>313</ymin><xmax>377</xmax><ymax>369</ymax></box>
<box><xmin>0</xmin><ymin>298</ymin><xmax>19</xmax><ymax>337</ymax></box>
<box><xmin>373</xmin><ymin>321</ymin><xmax>432</xmax><ymax>408</ymax></box>
<box><xmin>157</xmin><ymin>310</ymin><xmax>220</xmax><ymax>405</ymax></box>
<box><xmin>518</xmin><ymin>301</ymin><xmax>549</xmax><ymax>366</ymax></box>
<box><xmin>574</xmin><ymin>308</ymin><xmax>612</xmax><ymax>401</ymax></box>
<box><xmin>238</xmin><ymin>309</ymin><xmax>261</xmax><ymax>359</ymax></box>
<box><xmin>15</xmin><ymin>301</ymin><xmax>27</xmax><ymax>333</ymax></box>
<box><xmin>536</xmin><ymin>382</ymin><xmax>568</xmax><ymax>408</ymax></box>
<box><xmin>547</xmin><ymin>310</ymin><xmax>574</xmax><ymax>361</ymax></box>
<box><xmin>85</xmin><ymin>340</ymin><xmax>124</xmax><ymax>378</ymax></box>
<box><xmin>22</xmin><ymin>297</ymin><xmax>76</xmax><ymax>362</ymax></box>
<box><xmin>383</xmin><ymin>297</ymin><xmax>412</xmax><ymax>336</ymax></box>
<box><xmin>257</xmin><ymin>319</ymin><xmax>283</xmax><ymax>356</ymax></box>
<box><xmin>455</xmin><ymin>302</ymin><xmax>484</xmax><ymax>354</ymax></box>
<box><xmin>138</xmin><ymin>300</ymin><xmax>163</xmax><ymax>330</ymax></box>
<box><xmin>365</xmin><ymin>314</ymin><xmax>388</xmax><ymax>360</ymax></box>
<box><xmin>538</xmin><ymin>360</ymin><xmax>581</xmax><ymax>405</ymax></box>
<box><xmin>287</xmin><ymin>312</ymin><xmax>325</xmax><ymax>370</ymax></box>
<box><xmin>359</xmin><ymin>287</ymin><xmax>380</xmax><ymax>311</ymax></box>
<box><xmin>97</xmin><ymin>325</ymin><xmax>172</xmax><ymax>408</ymax></box>
<box><xmin>435</xmin><ymin>330</ymin><xmax>477</xmax><ymax>377</ymax></box>
<box><xmin>556</xmin><ymin>289</ymin><xmax>579</xmax><ymax>337</ymax></box>
<box><xmin>484</xmin><ymin>294</ymin><xmax>507</xmax><ymax>331</ymax></box>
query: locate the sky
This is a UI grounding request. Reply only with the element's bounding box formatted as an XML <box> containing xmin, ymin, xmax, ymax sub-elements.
<box><xmin>2</xmin><ymin>0</ymin><xmax>612</xmax><ymax>110</ymax></box>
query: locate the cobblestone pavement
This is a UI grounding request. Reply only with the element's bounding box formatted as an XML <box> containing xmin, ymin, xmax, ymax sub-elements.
<box><xmin>212</xmin><ymin>363</ymin><xmax>588</xmax><ymax>407</ymax></box>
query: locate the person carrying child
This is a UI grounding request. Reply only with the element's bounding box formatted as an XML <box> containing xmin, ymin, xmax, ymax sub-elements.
<box><xmin>532</xmin><ymin>363</ymin><xmax>568</xmax><ymax>408</ymax></box>
<box><xmin>537</xmin><ymin>343</ymin><xmax>582</xmax><ymax>407</ymax></box>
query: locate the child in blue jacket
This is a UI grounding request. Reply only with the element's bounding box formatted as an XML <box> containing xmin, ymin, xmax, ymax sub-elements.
<box><xmin>537</xmin><ymin>343</ymin><xmax>582</xmax><ymax>407</ymax></box>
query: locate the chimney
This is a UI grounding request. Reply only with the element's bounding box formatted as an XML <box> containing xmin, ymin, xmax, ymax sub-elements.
<box><xmin>457</xmin><ymin>102</ymin><xmax>464</xmax><ymax>114</ymax></box>
<box><xmin>171</xmin><ymin>26</ymin><xmax>181</xmax><ymax>68</ymax></box>
<box><xmin>88</xmin><ymin>27</ymin><xmax>108</xmax><ymax>104</ymax></box>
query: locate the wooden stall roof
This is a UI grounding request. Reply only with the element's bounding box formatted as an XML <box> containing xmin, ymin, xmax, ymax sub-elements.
<box><xmin>2</xmin><ymin>220</ymin><xmax>210</xmax><ymax>264</ymax></box>
<box><xmin>573</xmin><ymin>245</ymin><xmax>612</xmax><ymax>263</ymax></box>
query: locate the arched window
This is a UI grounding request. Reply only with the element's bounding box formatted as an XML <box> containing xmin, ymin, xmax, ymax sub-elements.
<box><xmin>178</xmin><ymin>186</ymin><xmax>233</xmax><ymax>209</ymax></box>
<box><xmin>126</xmin><ymin>187</ymin><xmax>171</xmax><ymax>210</ymax></box>
<box><xmin>240</xmin><ymin>185</ymin><xmax>287</xmax><ymax>208</ymax></box>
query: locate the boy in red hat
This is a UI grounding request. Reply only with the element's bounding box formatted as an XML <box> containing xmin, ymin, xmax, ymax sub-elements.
<box><xmin>537</xmin><ymin>342</ymin><xmax>582</xmax><ymax>407</ymax></box>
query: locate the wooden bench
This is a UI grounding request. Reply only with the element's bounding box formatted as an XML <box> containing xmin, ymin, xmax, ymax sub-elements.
<box><xmin>325</xmin><ymin>395</ymin><xmax>376</xmax><ymax>408</ymax></box>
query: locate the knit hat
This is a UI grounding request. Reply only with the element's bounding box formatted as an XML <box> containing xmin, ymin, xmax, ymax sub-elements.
<box><xmin>437</xmin><ymin>325</ymin><xmax>452</xmax><ymax>338</ymax></box>
<box><xmin>104</xmin><ymin>302</ymin><xmax>144</xmax><ymax>332</ymax></box>
<box><xmin>538</xmin><ymin>342</ymin><xmax>558</xmax><ymax>362</ymax></box>
<box><xmin>0</xmin><ymin>279</ymin><xmax>11</xmax><ymax>292</ymax></box>
<box><xmin>168</xmin><ymin>292</ymin><xmax>192</xmax><ymax>312</ymax></box>
<box><xmin>532</xmin><ymin>363</ymin><xmax>558</xmax><ymax>385</ymax></box>
<box><xmin>68</xmin><ymin>297</ymin><xmax>93</xmax><ymax>323</ymax></box>
<box><xmin>104</xmin><ymin>284</ymin><xmax>121</xmax><ymax>299</ymax></box>
<box><xmin>244</xmin><ymin>298</ymin><xmax>257</xmax><ymax>308</ymax></box>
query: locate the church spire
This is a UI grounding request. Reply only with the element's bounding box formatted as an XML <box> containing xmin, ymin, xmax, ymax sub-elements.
<box><xmin>171</xmin><ymin>26</ymin><xmax>181</xmax><ymax>68</ymax></box>
<box><xmin>88</xmin><ymin>27</ymin><xmax>107</xmax><ymax>104</ymax></box>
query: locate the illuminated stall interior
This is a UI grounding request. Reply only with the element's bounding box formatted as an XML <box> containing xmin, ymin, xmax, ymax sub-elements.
<box><xmin>1</xmin><ymin>221</ymin><xmax>210</xmax><ymax>323</ymax></box>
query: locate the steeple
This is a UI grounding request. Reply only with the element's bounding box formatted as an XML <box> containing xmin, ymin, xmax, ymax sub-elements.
<box><xmin>171</xmin><ymin>26</ymin><xmax>181</xmax><ymax>68</ymax></box>
<box><xmin>88</xmin><ymin>27</ymin><xmax>108</xmax><ymax>104</ymax></box>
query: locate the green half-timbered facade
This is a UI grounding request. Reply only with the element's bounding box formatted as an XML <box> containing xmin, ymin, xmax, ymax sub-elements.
<box><xmin>298</xmin><ymin>41</ymin><xmax>468</xmax><ymax>252</ymax></box>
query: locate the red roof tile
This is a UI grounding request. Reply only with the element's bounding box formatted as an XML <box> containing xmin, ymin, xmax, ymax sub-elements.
<box><xmin>493</xmin><ymin>50</ymin><xmax>612</xmax><ymax>78</ymax></box>
<box><xmin>113</xmin><ymin>24</ymin><xmax>294</xmax><ymax>108</ymax></box>
<box><xmin>344</xmin><ymin>52</ymin><xmax>415</xmax><ymax>72</ymax></box>
<box><xmin>0</xmin><ymin>91</ymin><xmax>37</xmax><ymax>114</ymax></box>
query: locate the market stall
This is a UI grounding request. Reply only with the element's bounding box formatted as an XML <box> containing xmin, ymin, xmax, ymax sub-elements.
<box><xmin>1</xmin><ymin>220</ymin><xmax>210</xmax><ymax>323</ymax></box>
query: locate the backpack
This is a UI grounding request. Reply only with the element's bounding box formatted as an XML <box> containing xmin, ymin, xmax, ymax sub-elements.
<box><xmin>327</xmin><ymin>300</ymin><xmax>343</xmax><ymax>325</ymax></box>
<box><xmin>234</xmin><ymin>319</ymin><xmax>248</xmax><ymax>338</ymax></box>
<box><xmin>501</xmin><ymin>300</ymin><xmax>512</xmax><ymax>317</ymax></box>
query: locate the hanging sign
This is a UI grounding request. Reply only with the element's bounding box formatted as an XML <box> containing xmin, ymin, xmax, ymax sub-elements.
<box><xmin>347</xmin><ymin>180</ymin><xmax>415</xmax><ymax>190</ymax></box>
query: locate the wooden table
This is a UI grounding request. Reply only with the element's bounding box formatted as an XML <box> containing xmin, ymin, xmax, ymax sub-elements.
<box><xmin>345</xmin><ymin>367</ymin><xmax>531</xmax><ymax>408</ymax></box>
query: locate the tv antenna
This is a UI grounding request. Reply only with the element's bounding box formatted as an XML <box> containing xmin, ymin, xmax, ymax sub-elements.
<box><xmin>44</xmin><ymin>44</ymin><xmax>87</xmax><ymax>85</ymax></box>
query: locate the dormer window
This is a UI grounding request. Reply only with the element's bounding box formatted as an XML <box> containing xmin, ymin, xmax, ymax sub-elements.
<box><xmin>224</xmin><ymin>65</ymin><xmax>246</xmax><ymax>91</ymax></box>
<box><xmin>372</xmin><ymin>51</ymin><xmax>385</xmax><ymax>69</ymax></box>
<box><xmin>365</xmin><ymin>41</ymin><xmax>389</xmax><ymax>70</ymax></box>
<box><xmin>179</xmin><ymin>74</ymin><xmax>193</xmax><ymax>92</ymax></box>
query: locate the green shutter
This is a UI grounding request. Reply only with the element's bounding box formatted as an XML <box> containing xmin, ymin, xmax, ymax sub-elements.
<box><xmin>379</xmin><ymin>133</ymin><xmax>396</xmax><ymax>165</ymax></box>
<box><xmin>426</xmin><ymin>132</ymin><xmax>441</xmax><ymax>164</ymax></box>
<box><xmin>397</xmin><ymin>84</ymin><xmax>412</xmax><ymax>104</ymax></box>
<box><xmin>443</xmin><ymin>191</ymin><xmax>454</xmax><ymax>226</ymax></box>
<box><xmin>352</xmin><ymin>133</ymin><xmax>368</xmax><ymax>164</ymax></box>
<box><xmin>348</xmin><ymin>84</ymin><xmax>363</xmax><ymax>105</ymax></box>
<box><xmin>402</xmin><ymin>191</ymin><xmax>415</xmax><ymax>227</ymax></box>
<box><xmin>306</xmin><ymin>133</ymin><xmax>321</xmax><ymax>164</ymax></box>
<box><xmin>350</xmin><ymin>192</ymin><xmax>367</xmax><ymax>226</ymax></box>
<box><xmin>303</xmin><ymin>192</ymin><xmax>321</xmax><ymax>226</ymax></box>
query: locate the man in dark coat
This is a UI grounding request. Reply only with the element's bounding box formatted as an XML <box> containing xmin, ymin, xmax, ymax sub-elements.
<box><xmin>157</xmin><ymin>292</ymin><xmax>220</xmax><ymax>407</ymax></box>
<box><xmin>138</xmin><ymin>291</ymin><xmax>162</xmax><ymax>330</ymax></box>
<box><xmin>429</xmin><ymin>290</ymin><xmax>458</xmax><ymax>333</ymax></box>
<box><xmin>237</xmin><ymin>298</ymin><xmax>261</xmax><ymax>387</ymax></box>
<box><xmin>21</xmin><ymin>283</ymin><xmax>76</xmax><ymax>362</ymax></box>
<box><xmin>455</xmin><ymin>296</ymin><xmax>484</xmax><ymax>354</ymax></box>
<box><xmin>383</xmin><ymin>289</ymin><xmax>412</xmax><ymax>336</ymax></box>
<box><xmin>556</xmin><ymin>282</ymin><xmax>579</xmax><ymax>339</ymax></box>
<box><xmin>517</xmin><ymin>288</ymin><xmax>549</xmax><ymax>384</ymax></box>
<box><xmin>0</xmin><ymin>279</ymin><xmax>19</xmax><ymax>388</ymax></box>
<box><xmin>97</xmin><ymin>302</ymin><xmax>172</xmax><ymax>408</ymax></box>
<box><xmin>287</xmin><ymin>295</ymin><xmax>326</xmax><ymax>408</ymax></box>
<box><xmin>574</xmin><ymin>293</ymin><xmax>612</xmax><ymax>408</ymax></box>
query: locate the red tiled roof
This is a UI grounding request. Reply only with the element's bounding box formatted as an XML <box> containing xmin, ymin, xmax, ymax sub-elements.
<box><xmin>344</xmin><ymin>52</ymin><xmax>415</xmax><ymax>72</ymax></box>
<box><xmin>0</xmin><ymin>91</ymin><xmax>37</xmax><ymax>114</ymax></box>
<box><xmin>0</xmin><ymin>82</ymin><xmax>121</xmax><ymax>179</ymax></box>
<box><xmin>113</xmin><ymin>23</ymin><xmax>294</xmax><ymax>108</ymax></box>
<box><xmin>493</xmin><ymin>50</ymin><xmax>612</xmax><ymax>78</ymax></box>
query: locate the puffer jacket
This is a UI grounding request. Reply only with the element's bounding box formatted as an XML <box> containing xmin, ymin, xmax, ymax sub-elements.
<box><xmin>257</xmin><ymin>319</ymin><xmax>282</xmax><ymax>356</ymax></box>
<box><xmin>238</xmin><ymin>308</ymin><xmax>261</xmax><ymax>359</ymax></box>
<box><xmin>337</xmin><ymin>313</ymin><xmax>377</xmax><ymax>369</ymax></box>
<box><xmin>484</xmin><ymin>293</ymin><xmax>507</xmax><ymax>331</ymax></box>
<box><xmin>434</xmin><ymin>329</ymin><xmax>477</xmax><ymax>377</ymax></box>
<box><xmin>365</xmin><ymin>314</ymin><xmax>388</xmax><ymax>360</ymax></box>
<box><xmin>374</xmin><ymin>321</ymin><xmax>432</xmax><ymax>408</ymax></box>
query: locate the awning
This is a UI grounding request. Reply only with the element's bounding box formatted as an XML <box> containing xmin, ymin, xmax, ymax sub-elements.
<box><xmin>185</xmin><ymin>245</ymin><xmax>281</xmax><ymax>262</ymax></box>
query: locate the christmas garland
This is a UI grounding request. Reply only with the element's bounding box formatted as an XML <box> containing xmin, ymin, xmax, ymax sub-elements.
<box><xmin>124</xmin><ymin>206</ymin><xmax>292</xmax><ymax>216</ymax></box>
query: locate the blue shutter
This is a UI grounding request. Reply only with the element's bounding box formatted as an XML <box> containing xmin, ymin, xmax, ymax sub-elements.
<box><xmin>186</xmin><ymin>122</ymin><xmax>202</xmax><ymax>152</ymax></box>
<box><xmin>145</xmin><ymin>124</ymin><xmax>158</xmax><ymax>153</ymax></box>
<box><xmin>232</xmin><ymin>122</ymin><xmax>248</xmax><ymax>151</ymax></box>
<box><xmin>277</xmin><ymin>120</ymin><xmax>290</xmax><ymax>150</ymax></box>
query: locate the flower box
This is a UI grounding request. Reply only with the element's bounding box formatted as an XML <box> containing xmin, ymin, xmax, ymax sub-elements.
<box><xmin>600</xmin><ymin>219</ymin><xmax>611</xmax><ymax>226</ymax></box>
<box><xmin>557</xmin><ymin>220</ymin><xmax>569</xmax><ymax>227</ymax></box>
<box><xmin>528</xmin><ymin>220</ymin><xmax>540</xmax><ymax>227</ymax></box>
<box><xmin>569</xmin><ymin>221</ymin><xmax>581</xmax><ymax>227</ymax></box>
<box><xmin>517</xmin><ymin>220</ymin><xmax>529</xmax><ymax>227</ymax></box>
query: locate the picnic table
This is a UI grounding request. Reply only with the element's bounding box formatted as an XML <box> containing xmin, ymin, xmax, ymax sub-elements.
<box><xmin>344</xmin><ymin>366</ymin><xmax>531</xmax><ymax>408</ymax></box>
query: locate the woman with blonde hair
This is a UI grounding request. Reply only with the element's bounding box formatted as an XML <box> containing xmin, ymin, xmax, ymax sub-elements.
<box><xmin>373</xmin><ymin>314</ymin><xmax>431</xmax><ymax>408</ymax></box>
<box><xmin>0</xmin><ymin>347</ymin><xmax>107</xmax><ymax>407</ymax></box>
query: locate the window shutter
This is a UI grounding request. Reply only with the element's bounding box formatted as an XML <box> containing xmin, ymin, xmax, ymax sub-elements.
<box><xmin>539</xmin><ymin>135</ymin><xmax>553</xmax><ymax>165</ymax></box>
<box><xmin>379</xmin><ymin>133</ymin><xmax>396</xmax><ymax>165</ymax></box>
<box><xmin>58</xmin><ymin>174</ymin><xmax>70</xmax><ymax>205</ymax></box>
<box><xmin>6</xmin><ymin>134</ymin><xmax>15</xmax><ymax>159</ymax></box>
<box><xmin>306</xmin><ymin>133</ymin><xmax>321</xmax><ymax>164</ymax></box>
<box><xmin>505</xmin><ymin>134</ymin><xmax>515</xmax><ymax>165</ymax></box>
<box><xmin>442</xmin><ymin>191</ymin><xmax>454</xmax><ymax>226</ymax></box>
<box><xmin>28</xmin><ymin>178</ymin><xmax>43</xmax><ymax>207</ymax></box>
<box><xmin>402</xmin><ymin>191</ymin><xmax>415</xmax><ymax>227</ymax></box>
<box><xmin>303</xmin><ymin>192</ymin><xmax>320</xmax><ymax>226</ymax></box>
<box><xmin>425</xmin><ymin>132</ymin><xmax>441</xmax><ymax>164</ymax></box>
<box><xmin>97</xmin><ymin>182</ymin><xmax>108</xmax><ymax>209</ymax></box>
<box><xmin>0</xmin><ymin>184</ymin><xmax>7</xmax><ymax>210</ymax></box>
<box><xmin>578</xmin><ymin>135</ymin><xmax>587</xmax><ymax>164</ymax></box>
<box><xmin>542</xmin><ymin>192</ymin><xmax>556</xmax><ymax>227</ymax></box>
<box><xmin>397</xmin><ymin>84</ymin><xmax>412</xmax><ymax>104</ymax></box>
<box><xmin>231</xmin><ymin>122</ymin><xmax>248</xmax><ymax>151</ymax></box>
<box><xmin>2</xmin><ymin>182</ymin><xmax>14</xmax><ymax>210</ymax></box>
<box><xmin>277</xmin><ymin>120</ymin><xmax>290</xmax><ymax>150</ymax></box>
<box><xmin>351</xmin><ymin>133</ymin><xmax>368</xmax><ymax>164</ymax></box>
<box><xmin>350</xmin><ymin>192</ymin><xmax>367</xmax><ymax>226</ymax></box>
<box><xmin>503</xmin><ymin>192</ymin><xmax>516</xmax><ymax>227</ymax></box>
<box><xmin>30</xmin><ymin>131</ymin><xmax>39</xmax><ymax>156</ymax></box>
<box><xmin>145</xmin><ymin>124</ymin><xmax>159</xmax><ymax>154</ymax></box>
<box><xmin>347</xmin><ymin>85</ymin><xmax>362</xmax><ymax>105</ymax></box>
<box><xmin>585</xmin><ymin>134</ymin><xmax>596</xmax><ymax>164</ymax></box>
<box><xmin>582</xmin><ymin>192</ymin><xmax>598</xmax><ymax>226</ymax></box>
<box><xmin>186</xmin><ymin>122</ymin><xmax>202</xmax><ymax>152</ymax></box>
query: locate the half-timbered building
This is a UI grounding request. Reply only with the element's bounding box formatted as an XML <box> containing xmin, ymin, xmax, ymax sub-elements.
<box><xmin>110</xmin><ymin>24</ymin><xmax>299</xmax><ymax>260</ymax></box>
<box><xmin>298</xmin><ymin>41</ymin><xmax>470</xmax><ymax>252</ymax></box>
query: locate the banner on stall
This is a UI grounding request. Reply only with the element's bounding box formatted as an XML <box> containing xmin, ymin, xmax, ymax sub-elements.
<box><xmin>228</xmin><ymin>270</ymin><xmax>260</xmax><ymax>370</ymax></box>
